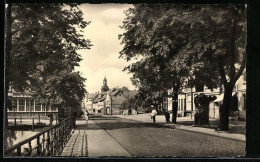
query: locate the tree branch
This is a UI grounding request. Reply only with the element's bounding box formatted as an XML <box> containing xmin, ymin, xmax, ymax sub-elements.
<box><xmin>229</xmin><ymin>15</ymin><xmax>238</xmax><ymax>81</ymax></box>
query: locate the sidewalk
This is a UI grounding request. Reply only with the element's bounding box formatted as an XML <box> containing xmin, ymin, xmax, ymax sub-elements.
<box><xmin>60</xmin><ymin>120</ymin><xmax>131</xmax><ymax>157</ymax></box>
<box><xmin>113</xmin><ymin>113</ymin><xmax>246</xmax><ymax>142</ymax></box>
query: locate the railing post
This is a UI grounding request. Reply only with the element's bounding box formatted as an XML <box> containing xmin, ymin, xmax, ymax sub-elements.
<box><xmin>20</xmin><ymin>116</ymin><xmax>22</xmax><ymax>124</ymax></box>
<box><xmin>28</xmin><ymin>141</ymin><xmax>32</xmax><ymax>156</ymax></box>
<box><xmin>57</xmin><ymin>128</ymin><xmax>59</xmax><ymax>154</ymax></box>
<box><xmin>5</xmin><ymin>117</ymin><xmax>73</xmax><ymax>157</ymax></box>
<box><xmin>50</xmin><ymin>129</ymin><xmax>54</xmax><ymax>156</ymax></box>
<box><xmin>61</xmin><ymin>124</ymin><xmax>64</xmax><ymax>149</ymax></box>
<box><xmin>42</xmin><ymin>133</ymin><xmax>45</xmax><ymax>155</ymax></box>
<box><xmin>53</xmin><ymin>128</ymin><xmax>57</xmax><ymax>155</ymax></box>
<box><xmin>38</xmin><ymin>114</ymin><xmax>40</xmax><ymax>123</ymax></box>
<box><xmin>36</xmin><ymin>136</ymin><xmax>41</xmax><ymax>155</ymax></box>
<box><xmin>14</xmin><ymin>118</ymin><xmax>16</xmax><ymax>127</ymax></box>
<box><xmin>46</xmin><ymin>131</ymin><xmax>50</xmax><ymax>156</ymax></box>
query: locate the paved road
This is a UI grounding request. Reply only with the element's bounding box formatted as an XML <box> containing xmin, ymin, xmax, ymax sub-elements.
<box><xmin>89</xmin><ymin>115</ymin><xmax>245</xmax><ymax>157</ymax></box>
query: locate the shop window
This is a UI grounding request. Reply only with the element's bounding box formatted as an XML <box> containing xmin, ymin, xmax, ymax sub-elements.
<box><xmin>12</xmin><ymin>100</ymin><xmax>17</xmax><ymax>111</ymax></box>
<box><xmin>19</xmin><ymin>99</ymin><xmax>25</xmax><ymax>111</ymax></box>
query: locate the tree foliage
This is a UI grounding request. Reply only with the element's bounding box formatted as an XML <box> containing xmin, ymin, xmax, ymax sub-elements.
<box><xmin>119</xmin><ymin>4</ymin><xmax>246</xmax><ymax>128</ymax></box>
<box><xmin>6</xmin><ymin>3</ymin><xmax>91</xmax><ymax>107</ymax></box>
<box><xmin>5</xmin><ymin>3</ymin><xmax>92</xmax><ymax>150</ymax></box>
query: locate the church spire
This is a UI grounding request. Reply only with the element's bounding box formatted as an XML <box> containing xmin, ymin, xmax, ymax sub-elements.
<box><xmin>101</xmin><ymin>76</ymin><xmax>109</xmax><ymax>93</ymax></box>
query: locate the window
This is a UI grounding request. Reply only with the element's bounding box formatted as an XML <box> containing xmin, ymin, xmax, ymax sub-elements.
<box><xmin>19</xmin><ymin>99</ymin><xmax>25</xmax><ymax>111</ymax></box>
<box><xmin>35</xmin><ymin>102</ymin><xmax>41</xmax><ymax>111</ymax></box>
<box><xmin>12</xmin><ymin>100</ymin><xmax>17</xmax><ymax>111</ymax></box>
<box><xmin>26</xmin><ymin>99</ymin><xmax>30</xmax><ymax>111</ymax></box>
<box><xmin>46</xmin><ymin>105</ymin><xmax>50</xmax><ymax>111</ymax></box>
<box><xmin>42</xmin><ymin>104</ymin><xmax>46</xmax><ymax>111</ymax></box>
<box><xmin>30</xmin><ymin>100</ymin><xmax>34</xmax><ymax>111</ymax></box>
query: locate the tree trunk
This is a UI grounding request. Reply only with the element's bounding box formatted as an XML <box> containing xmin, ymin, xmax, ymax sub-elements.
<box><xmin>219</xmin><ymin>84</ymin><xmax>233</xmax><ymax>131</ymax></box>
<box><xmin>171</xmin><ymin>92</ymin><xmax>178</xmax><ymax>124</ymax></box>
<box><xmin>4</xmin><ymin>4</ymin><xmax>12</xmax><ymax>151</ymax></box>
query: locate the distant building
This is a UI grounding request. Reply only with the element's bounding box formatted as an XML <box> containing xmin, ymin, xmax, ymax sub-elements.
<box><xmin>85</xmin><ymin>93</ymin><xmax>96</xmax><ymax>113</ymax></box>
<box><xmin>86</xmin><ymin>77</ymin><xmax>137</xmax><ymax>115</ymax></box>
<box><xmin>165</xmin><ymin>75</ymin><xmax>246</xmax><ymax>120</ymax></box>
<box><xmin>7</xmin><ymin>87</ymin><xmax>58</xmax><ymax>118</ymax></box>
<box><xmin>105</xmin><ymin>88</ymin><xmax>127</xmax><ymax>115</ymax></box>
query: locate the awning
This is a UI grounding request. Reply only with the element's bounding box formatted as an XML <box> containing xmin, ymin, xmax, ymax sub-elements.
<box><xmin>213</xmin><ymin>92</ymin><xmax>236</xmax><ymax>103</ymax></box>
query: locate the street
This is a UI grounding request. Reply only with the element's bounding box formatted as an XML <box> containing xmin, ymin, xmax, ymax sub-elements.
<box><xmin>65</xmin><ymin>114</ymin><xmax>246</xmax><ymax>157</ymax></box>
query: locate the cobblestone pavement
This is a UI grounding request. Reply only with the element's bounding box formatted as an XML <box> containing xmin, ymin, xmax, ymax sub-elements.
<box><xmin>60</xmin><ymin>119</ymin><xmax>131</xmax><ymax>157</ymax></box>
<box><xmin>60</xmin><ymin>126</ymin><xmax>86</xmax><ymax>156</ymax></box>
<box><xmin>112</xmin><ymin>114</ymin><xmax>246</xmax><ymax>142</ymax></box>
<box><xmin>93</xmin><ymin>115</ymin><xmax>246</xmax><ymax>157</ymax></box>
<box><xmin>60</xmin><ymin>115</ymin><xmax>246</xmax><ymax>157</ymax></box>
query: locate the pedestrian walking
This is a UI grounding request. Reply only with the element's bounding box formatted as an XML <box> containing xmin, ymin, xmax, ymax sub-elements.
<box><xmin>151</xmin><ymin>108</ymin><xmax>157</xmax><ymax>123</ymax></box>
<box><xmin>48</xmin><ymin>113</ymin><xmax>53</xmax><ymax>126</ymax></box>
<box><xmin>165</xmin><ymin>111</ymin><xmax>170</xmax><ymax>123</ymax></box>
<box><xmin>84</xmin><ymin>110</ymin><xmax>89</xmax><ymax>124</ymax></box>
<box><xmin>72</xmin><ymin>112</ymin><xmax>77</xmax><ymax>128</ymax></box>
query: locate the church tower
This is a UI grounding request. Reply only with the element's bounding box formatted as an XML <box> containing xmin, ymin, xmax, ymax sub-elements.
<box><xmin>101</xmin><ymin>76</ymin><xmax>109</xmax><ymax>93</ymax></box>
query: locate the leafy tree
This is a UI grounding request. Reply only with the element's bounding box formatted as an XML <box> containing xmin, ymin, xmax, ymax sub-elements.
<box><xmin>178</xmin><ymin>5</ymin><xmax>246</xmax><ymax>130</ymax></box>
<box><xmin>121</xmin><ymin>86</ymin><xmax>129</xmax><ymax>92</ymax></box>
<box><xmin>4</xmin><ymin>3</ymin><xmax>91</xmax><ymax>149</ymax></box>
<box><xmin>120</xmin><ymin>4</ymin><xmax>246</xmax><ymax>130</ymax></box>
<box><xmin>120</xmin><ymin>4</ymin><xmax>194</xmax><ymax>123</ymax></box>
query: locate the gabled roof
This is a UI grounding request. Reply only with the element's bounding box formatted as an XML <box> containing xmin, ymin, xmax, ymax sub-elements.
<box><xmin>92</xmin><ymin>94</ymin><xmax>99</xmax><ymax>103</ymax></box>
<box><xmin>98</xmin><ymin>94</ymin><xmax>107</xmax><ymax>102</ymax></box>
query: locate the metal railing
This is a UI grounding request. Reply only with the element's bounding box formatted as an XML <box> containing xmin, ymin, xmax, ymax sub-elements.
<box><xmin>5</xmin><ymin>116</ymin><xmax>73</xmax><ymax>157</ymax></box>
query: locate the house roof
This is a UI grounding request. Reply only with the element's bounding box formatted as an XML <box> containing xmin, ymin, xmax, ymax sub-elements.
<box><xmin>98</xmin><ymin>94</ymin><xmax>107</xmax><ymax>102</ymax></box>
<box><xmin>92</xmin><ymin>94</ymin><xmax>99</xmax><ymax>103</ymax></box>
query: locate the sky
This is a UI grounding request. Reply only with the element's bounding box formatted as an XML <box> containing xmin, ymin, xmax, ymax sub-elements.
<box><xmin>75</xmin><ymin>4</ymin><xmax>135</xmax><ymax>93</ymax></box>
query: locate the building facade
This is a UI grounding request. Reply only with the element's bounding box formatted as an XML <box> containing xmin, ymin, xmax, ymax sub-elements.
<box><xmin>166</xmin><ymin>75</ymin><xmax>246</xmax><ymax>120</ymax></box>
<box><xmin>7</xmin><ymin>89</ymin><xmax>58</xmax><ymax>118</ymax></box>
